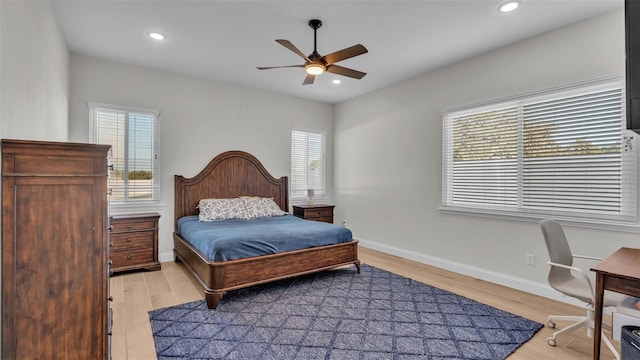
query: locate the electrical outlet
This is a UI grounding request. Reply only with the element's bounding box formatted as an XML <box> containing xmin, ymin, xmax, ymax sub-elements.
<box><xmin>526</xmin><ymin>254</ymin><xmax>535</xmax><ymax>266</ymax></box>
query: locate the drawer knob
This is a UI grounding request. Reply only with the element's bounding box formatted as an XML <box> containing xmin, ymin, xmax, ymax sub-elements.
<box><xmin>126</xmin><ymin>238</ymin><xmax>132</xmax><ymax>242</ymax></box>
<box><xmin>107</xmin><ymin>296</ymin><xmax>113</xmax><ymax>302</ymax></box>
<box><xmin>126</xmin><ymin>255</ymin><xmax>132</xmax><ymax>260</ymax></box>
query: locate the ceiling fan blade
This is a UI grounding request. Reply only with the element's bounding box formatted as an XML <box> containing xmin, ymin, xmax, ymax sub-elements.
<box><xmin>326</xmin><ymin>64</ymin><xmax>366</xmax><ymax>79</ymax></box>
<box><xmin>322</xmin><ymin>44</ymin><xmax>368</xmax><ymax>65</ymax></box>
<box><xmin>256</xmin><ymin>65</ymin><xmax>304</xmax><ymax>70</ymax></box>
<box><xmin>302</xmin><ymin>73</ymin><xmax>315</xmax><ymax>85</ymax></box>
<box><xmin>276</xmin><ymin>39</ymin><xmax>311</xmax><ymax>62</ymax></box>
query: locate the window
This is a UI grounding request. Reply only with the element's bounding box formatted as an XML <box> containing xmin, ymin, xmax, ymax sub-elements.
<box><xmin>442</xmin><ymin>79</ymin><xmax>636</xmax><ymax>223</ymax></box>
<box><xmin>90</xmin><ymin>102</ymin><xmax>160</xmax><ymax>210</ymax></box>
<box><xmin>291</xmin><ymin>129</ymin><xmax>326</xmax><ymax>201</ymax></box>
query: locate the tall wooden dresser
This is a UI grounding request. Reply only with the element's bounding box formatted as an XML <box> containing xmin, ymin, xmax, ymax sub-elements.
<box><xmin>2</xmin><ymin>139</ymin><xmax>112</xmax><ymax>360</ymax></box>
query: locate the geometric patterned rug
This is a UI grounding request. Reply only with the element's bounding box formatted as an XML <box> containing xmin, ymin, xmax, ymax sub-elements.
<box><xmin>149</xmin><ymin>264</ymin><xmax>543</xmax><ymax>359</ymax></box>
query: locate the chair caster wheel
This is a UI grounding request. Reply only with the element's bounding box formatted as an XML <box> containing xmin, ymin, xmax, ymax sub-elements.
<box><xmin>547</xmin><ymin>320</ymin><xmax>556</xmax><ymax>328</ymax></box>
<box><xmin>547</xmin><ymin>338</ymin><xmax>557</xmax><ymax>346</ymax></box>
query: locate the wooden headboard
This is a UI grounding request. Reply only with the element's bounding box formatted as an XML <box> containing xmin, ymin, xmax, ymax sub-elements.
<box><xmin>174</xmin><ymin>150</ymin><xmax>289</xmax><ymax>228</ymax></box>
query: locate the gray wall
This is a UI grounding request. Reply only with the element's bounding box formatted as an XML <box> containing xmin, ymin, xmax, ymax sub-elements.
<box><xmin>333</xmin><ymin>9</ymin><xmax>640</xmax><ymax>301</ymax></box>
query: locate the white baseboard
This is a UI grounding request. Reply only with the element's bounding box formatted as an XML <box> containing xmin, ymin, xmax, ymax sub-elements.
<box><xmin>357</xmin><ymin>238</ymin><xmax>587</xmax><ymax>308</ymax></box>
<box><xmin>159</xmin><ymin>251</ymin><xmax>175</xmax><ymax>263</ymax></box>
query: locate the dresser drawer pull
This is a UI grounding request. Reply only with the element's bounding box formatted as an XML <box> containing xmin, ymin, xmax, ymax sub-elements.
<box><xmin>126</xmin><ymin>238</ymin><xmax>132</xmax><ymax>242</ymax></box>
<box><xmin>126</xmin><ymin>255</ymin><xmax>132</xmax><ymax>260</ymax></box>
<box><xmin>107</xmin><ymin>296</ymin><xmax>113</xmax><ymax>302</ymax></box>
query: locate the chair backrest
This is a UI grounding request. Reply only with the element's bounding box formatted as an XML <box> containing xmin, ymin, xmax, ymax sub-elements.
<box><xmin>540</xmin><ymin>219</ymin><xmax>575</xmax><ymax>290</ymax></box>
<box><xmin>540</xmin><ymin>219</ymin><xmax>573</xmax><ymax>266</ymax></box>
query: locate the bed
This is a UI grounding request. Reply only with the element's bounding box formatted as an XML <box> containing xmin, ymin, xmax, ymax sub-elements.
<box><xmin>173</xmin><ymin>150</ymin><xmax>360</xmax><ymax>309</ymax></box>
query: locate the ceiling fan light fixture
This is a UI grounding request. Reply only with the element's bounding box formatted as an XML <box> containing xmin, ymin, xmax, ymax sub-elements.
<box><xmin>305</xmin><ymin>63</ymin><xmax>325</xmax><ymax>75</ymax></box>
<box><xmin>148</xmin><ymin>32</ymin><xmax>165</xmax><ymax>40</ymax></box>
<box><xmin>499</xmin><ymin>1</ymin><xmax>519</xmax><ymax>12</ymax></box>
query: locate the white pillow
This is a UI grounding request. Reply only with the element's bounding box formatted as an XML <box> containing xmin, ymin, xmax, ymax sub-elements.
<box><xmin>241</xmin><ymin>196</ymin><xmax>287</xmax><ymax>219</ymax></box>
<box><xmin>197</xmin><ymin>198</ymin><xmax>248</xmax><ymax>221</ymax></box>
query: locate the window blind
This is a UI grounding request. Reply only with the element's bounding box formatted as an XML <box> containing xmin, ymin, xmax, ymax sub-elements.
<box><xmin>91</xmin><ymin>104</ymin><xmax>160</xmax><ymax>205</ymax></box>
<box><xmin>446</xmin><ymin>106</ymin><xmax>519</xmax><ymax>208</ymax></box>
<box><xmin>522</xmin><ymin>89</ymin><xmax>625</xmax><ymax>215</ymax></box>
<box><xmin>443</xmin><ymin>80</ymin><xmax>636</xmax><ymax>222</ymax></box>
<box><xmin>291</xmin><ymin>129</ymin><xmax>326</xmax><ymax>200</ymax></box>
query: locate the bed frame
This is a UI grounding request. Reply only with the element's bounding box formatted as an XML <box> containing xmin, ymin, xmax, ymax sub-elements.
<box><xmin>173</xmin><ymin>150</ymin><xmax>360</xmax><ymax>309</ymax></box>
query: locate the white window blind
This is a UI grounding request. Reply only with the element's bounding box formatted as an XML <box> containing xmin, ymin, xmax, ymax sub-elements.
<box><xmin>90</xmin><ymin>103</ymin><xmax>160</xmax><ymax>208</ymax></box>
<box><xmin>291</xmin><ymin>129</ymin><xmax>326</xmax><ymax>200</ymax></box>
<box><xmin>443</xmin><ymin>80</ymin><xmax>636</xmax><ymax>223</ymax></box>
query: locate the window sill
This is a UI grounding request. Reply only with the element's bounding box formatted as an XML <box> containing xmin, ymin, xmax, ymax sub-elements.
<box><xmin>290</xmin><ymin>197</ymin><xmax>330</xmax><ymax>206</ymax></box>
<box><xmin>109</xmin><ymin>202</ymin><xmax>163</xmax><ymax>216</ymax></box>
<box><xmin>438</xmin><ymin>205</ymin><xmax>640</xmax><ymax>233</ymax></box>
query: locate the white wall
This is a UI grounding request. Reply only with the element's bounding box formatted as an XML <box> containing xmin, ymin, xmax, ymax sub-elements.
<box><xmin>68</xmin><ymin>54</ymin><xmax>334</xmax><ymax>259</ymax></box>
<box><xmin>0</xmin><ymin>1</ymin><xmax>69</xmax><ymax>141</ymax></box>
<box><xmin>334</xmin><ymin>9</ymin><xmax>640</xmax><ymax>300</ymax></box>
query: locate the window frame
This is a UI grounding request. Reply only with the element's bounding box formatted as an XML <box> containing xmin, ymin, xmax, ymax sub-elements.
<box><xmin>89</xmin><ymin>102</ymin><xmax>162</xmax><ymax>213</ymax></box>
<box><xmin>440</xmin><ymin>77</ymin><xmax>639</xmax><ymax>232</ymax></box>
<box><xmin>290</xmin><ymin>128</ymin><xmax>327</xmax><ymax>204</ymax></box>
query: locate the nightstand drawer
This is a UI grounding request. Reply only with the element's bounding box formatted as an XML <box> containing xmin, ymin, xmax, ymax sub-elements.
<box><xmin>308</xmin><ymin>216</ymin><xmax>333</xmax><ymax>223</ymax></box>
<box><xmin>110</xmin><ymin>220</ymin><xmax>156</xmax><ymax>233</ymax></box>
<box><xmin>306</xmin><ymin>209</ymin><xmax>333</xmax><ymax>218</ymax></box>
<box><xmin>110</xmin><ymin>249</ymin><xmax>154</xmax><ymax>268</ymax></box>
<box><xmin>110</xmin><ymin>232</ymin><xmax>153</xmax><ymax>251</ymax></box>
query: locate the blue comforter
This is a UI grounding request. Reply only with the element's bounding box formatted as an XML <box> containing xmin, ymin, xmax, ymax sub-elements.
<box><xmin>177</xmin><ymin>215</ymin><xmax>353</xmax><ymax>261</ymax></box>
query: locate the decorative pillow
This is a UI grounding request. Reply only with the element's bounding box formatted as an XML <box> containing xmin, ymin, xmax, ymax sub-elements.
<box><xmin>197</xmin><ymin>198</ymin><xmax>248</xmax><ymax>222</ymax></box>
<box><xmin>241</xmin><ymin>196</ymin><xmax>287</xmax><ymax>219</ymax></box>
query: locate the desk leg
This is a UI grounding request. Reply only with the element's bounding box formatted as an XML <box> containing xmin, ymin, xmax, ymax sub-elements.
<box><xmin>593</xmin><ymin>273</ymin><xmax>604</xmax><ymax>360</ymax></box>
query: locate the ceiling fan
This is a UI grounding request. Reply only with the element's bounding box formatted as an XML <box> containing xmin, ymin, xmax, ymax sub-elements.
<box><xmin>257</xmin><ymin>19</ymin><xmax>368</xmax><ymax>85</ymax></box>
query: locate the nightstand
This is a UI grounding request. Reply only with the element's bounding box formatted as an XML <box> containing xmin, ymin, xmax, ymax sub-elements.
<box><xmin>109</xmin><ymin>213</ymin><xmax>161</xmax><ymax>273</ymax></box>
<box><xmin>292</xmin><ymin>204</ymin><xmax>335</xmax><ymax>223</ymax></box>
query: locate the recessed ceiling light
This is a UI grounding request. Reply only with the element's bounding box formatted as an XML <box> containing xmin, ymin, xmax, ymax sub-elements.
<box><xmin>332</xmin><ymin>79</ymin><xmax>341</xmax><ymax>85</ymax></box>
<box><xmin>499</xmin><ymin>1</ymin><xmax>519</xmax><ymax>12</ymax></box>
<box><xmin>148</xmin><ymin>32</ymin><xmax>165</xmax><ymax>40</ymax></box>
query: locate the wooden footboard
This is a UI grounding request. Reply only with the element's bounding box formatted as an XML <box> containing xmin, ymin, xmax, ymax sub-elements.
<box><xmin>173</xmin><ymin>232</ymin><xmax>360</xmax><ymax>308</ymax></box>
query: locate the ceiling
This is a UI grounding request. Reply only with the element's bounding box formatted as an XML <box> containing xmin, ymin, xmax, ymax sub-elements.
<box><xmin>51</xmin><ymin>0</ymin><xmax>623</xmax><ymax>104</ymax></box>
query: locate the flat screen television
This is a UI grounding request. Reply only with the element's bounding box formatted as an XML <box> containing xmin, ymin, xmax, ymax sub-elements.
<box><xmin>626</xmin><ymin>0</ymin><xmax>640</xmax><ymax>133</ymax></box>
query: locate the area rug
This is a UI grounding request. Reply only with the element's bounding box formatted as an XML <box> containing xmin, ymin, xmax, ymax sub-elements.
<box><xmin>149</xmin><ymin>264</ymin><xmax>542</xmax><ymax>359</ymax></box>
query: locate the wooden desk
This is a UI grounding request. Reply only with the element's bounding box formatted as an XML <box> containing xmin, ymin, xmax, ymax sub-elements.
<box><xmin>591</xmin><ymin>247</ymin><xmax>640</xmax><ymax>360</ymax></box>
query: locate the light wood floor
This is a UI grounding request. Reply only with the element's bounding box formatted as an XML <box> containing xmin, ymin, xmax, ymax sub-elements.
<box><xmin>110</xmin><ymin>247</ymin><xmax>620</xmax><ymax>360</ymax></box>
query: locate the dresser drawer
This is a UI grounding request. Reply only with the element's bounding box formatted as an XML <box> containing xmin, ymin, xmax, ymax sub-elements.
<box><xmin>110</xmin><ymin>231</ymin><xmax>153</xmax><ymax>251</ymax></box>
<box><xmin>110</xmin><ymin>220</ymin><xmax>156</xmax><ymax>233</ymax></box>
<box><xmin>111</xmin><ymin>249</ymin><xmax>154</xmax><ymax>268</ymax></box>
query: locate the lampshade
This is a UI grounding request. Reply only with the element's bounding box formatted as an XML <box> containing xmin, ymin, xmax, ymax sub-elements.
<box><xmin>307</xmin><ymin>189</ymin><xmax>315</xmax><ymax>198</ymax></box>
<box><xmin>305</xmin><ymin>64</ymin><xmax>325</xmax><ymax>75</ymax></box>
